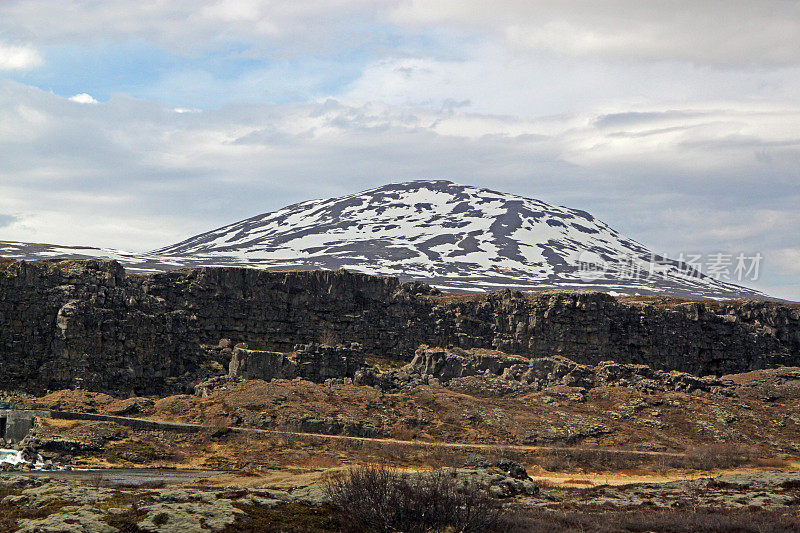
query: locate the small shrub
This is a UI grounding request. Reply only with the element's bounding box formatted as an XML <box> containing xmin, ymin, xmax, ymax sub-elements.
<box><xmin>104</xmin><ymin>507</ymin><xmax>147</xmax><ymax>533</ymax></box>
<box><xmin>317</xmin><ymin>330</ymin><xmax>339</xmax><ymax>346</ymax></box>
<box><xmin>682</xmin><ymin>444</ymin><xmax>754</xmax><ymax>470</ymax></box>
<box><xmin>225</xmin><ymin>502</ymin><xmax>340</xmax><ymax>532</ymax></box>
<box><xmin>537</xmin><ymin>447</ymin><xmax>642</xmax><ymax>472</ymax></box>
<box><xmin>152</xmin><ymin>512</ymin><xmax>170</xmax><ymax>525</ymax></box>
<box><xmin>325</xmin><ymin>465</ymin><xmax>505</xmax><ymax>533</ymax></box>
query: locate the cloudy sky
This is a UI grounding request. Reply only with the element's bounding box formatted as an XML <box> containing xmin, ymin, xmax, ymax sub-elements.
<box><xmin>0</xmin><ymin>0</ymin><xmax>798</xmax><ymax>299</ymax></box>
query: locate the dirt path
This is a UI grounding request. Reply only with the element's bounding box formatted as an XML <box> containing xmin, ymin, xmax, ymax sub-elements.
<box><xmin>229</xmin><ymin>426</ymin><xmax>686</xmax><ymax>457</ymax></box>
<box><xmin>32</xmin><ymin>408</ymin><xmax>686</xmax><ymax>458</ymax></box>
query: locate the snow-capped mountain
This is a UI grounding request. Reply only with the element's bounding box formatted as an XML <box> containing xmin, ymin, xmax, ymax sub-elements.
<box><xmin>1</xmin><ymin>180</ymin><xmax>768</xmax><ymax>299</ymax></box>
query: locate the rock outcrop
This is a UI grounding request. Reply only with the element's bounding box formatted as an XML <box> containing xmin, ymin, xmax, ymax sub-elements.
<box><xmin>0</xmin><ymin>259</ymin><xmax>798</xmax><ymax>395</ymax></box>
<box><xmin>227</xmin><ymin>342</ymin><xmax>364</xmax><ymax>382</ymax></box>
<box><xmin>361</xmin><ymin>346</ymin><xmax>728</xmax><ymax>395</ymax></box>
<box><xmin>228</xmin><ymin>345</ymin><xmax>296</xmax><ymax>381</ymax></box>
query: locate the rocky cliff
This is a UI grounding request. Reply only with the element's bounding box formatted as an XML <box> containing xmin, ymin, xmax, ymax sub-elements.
<box><xmin>0</xmin><ymin>259</ymin><xmax>797</xmax><ymax>395</ymax></box>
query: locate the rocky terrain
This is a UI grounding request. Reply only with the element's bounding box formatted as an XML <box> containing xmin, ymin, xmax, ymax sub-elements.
<box><xmin>0</xmin><ymin>259</ymin><xmax>797</xmax><ymax>396</ymax></box>
<box><xmin>0</xmin><ymin>257</ymin><xmax>798</xmax><ymax>530</ymax></box>
<box><xmin>4</xmin><ymin>466</ymin><xmax>800</xmax><ymax>532</ymax></box>
<box><xmin>1</xmin><ymin>334</ymin><xmax>799</xmax><ymax>530</ymax></box>
<box><xmin>15</xmin><ymin>349</ymin><xmax>800</xmax><ymax>459</ymax></box>
<box><xmin>1</xmin><ymin>352</ymin><xmax>800</xmax><ymax>531</ymax></box>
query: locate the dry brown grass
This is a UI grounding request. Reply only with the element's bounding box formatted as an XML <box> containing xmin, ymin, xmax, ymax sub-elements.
<box><xmin>562</xmin><ymin>478</ymin><xmax>594</xmax><ymax>485</ymax></box>
<box><xmin>0</xmin><ymin>257</ymin><xmax>15</xmax><ymax>271</ymax></box>
<box><xmin>37</xmin><ymin>418</ymin><xmax>86</xmax><ymax>430</ymax></box>
<box><xmin>506</xmin><ymin>508</ymin><xmax>800</xmax><ymax>533</ymax></box>
<box><xmin>753</xmin><ymin>457</ymin><xmax>791</xmax><ymax>468</ymax></box>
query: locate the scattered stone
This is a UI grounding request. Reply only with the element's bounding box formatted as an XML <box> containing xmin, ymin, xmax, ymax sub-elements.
<box><xmin>361</xmin><ymin>345</ymin><xmax>739</xmax><ymax>397</ymax></box>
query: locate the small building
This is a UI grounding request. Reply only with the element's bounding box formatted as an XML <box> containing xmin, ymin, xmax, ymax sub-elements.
<box><xmin>0</xmin><ymin>409</ymin><xmax>49</xmax><ymax>443</ymax></box>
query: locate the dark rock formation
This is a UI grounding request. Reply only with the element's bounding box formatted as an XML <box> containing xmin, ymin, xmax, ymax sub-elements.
<box><xmin>228</xmin><ymin>345</ymin><xmax>295</xmax><ymax>381</ymax></box>
<box><xmin>0</xmin><ymin>260</ymin><xmax>198</xmax><ymax>396</ymax></box>
<box><xmin>0</xmin><ymin>259</ymin><xmax>798</xmax><ymax>395</ymax></box>
<box><xmin>292</xmin><ymin>343</ymin><xmax>365</xmax><ymax>382</ymax></box>
<box><xmin>226</xmin><ymin>342</ymin><xmax>364</xmax><ymax>382</ymax></box>
<box><xmin>432</xmin><ymin>289</ymin><xmax>800</xmax><ymax>375</ymax></box>
<box><xmin>364</xmin><ymin>345</ymin><xmax>728</xmax><ymax>395</ymax></box>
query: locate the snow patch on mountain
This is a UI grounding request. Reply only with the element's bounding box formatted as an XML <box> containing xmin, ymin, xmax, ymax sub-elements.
<box><xmin>152</xmin><ymin>180</ymin><xmax>765</xmax><ymax>299</ymax></box>
<box><xmin>1</xmin><ymin>180</ymin><xmax>768</xmax><ymax>299</ymax></box>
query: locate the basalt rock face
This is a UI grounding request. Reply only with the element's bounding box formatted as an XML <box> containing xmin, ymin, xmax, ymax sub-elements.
<box><xmin>226</xmin><ymin>342</ymin><xmax>365</xmax><ymax>382</ymax></box>
<box><xmin>227</xmin><ymin>346</ymin><xmax>295</xmax><ymax>381</ymax></box>
<box><xmin>0</xmin><ymin>260</ymin><xmax>199</xmax><ymax>396</ymax></box>
<box><xmin>137</xmin><ymin>265</ymin><xmax>433</xmax><ymax>355</ymax></box>
<box><xmin>0</xmin><ymin>259</ymin><xmax>798</xmax><ymax>395</ymax></box>
<box><xmin>433</xmin><ymin>290</ymin><xmax>800</xmax><ymax>375</ymax></box>
<box><xmin>292</xmin><ymin>343</ymin><xmax>365</xmax><ymax>382</ymax></box>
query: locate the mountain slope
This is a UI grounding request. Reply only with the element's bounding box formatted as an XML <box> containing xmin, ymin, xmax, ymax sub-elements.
<box><xmin>151</xmin><ymin>180</ymin><xmax>764</xmax><ymax>299</ymax></box>
<box><xmin>0</xmin><ymin>180</ymin><xmax>768</xmax><ymax>299</ymax></box>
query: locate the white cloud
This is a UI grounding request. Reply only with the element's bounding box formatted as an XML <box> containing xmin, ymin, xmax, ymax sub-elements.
<box><xmin>340</xmin><ymin>46</ymin><xmax>800</xmax><ymax>119</ymax></box>
<box><xmin>0</xmin><ymin>42</ymin><xmax>42</xmax><ymax>70</ymax></box>
<box><xmin>68</xmin><ymin>93</ymin><xmax>98</xmax><ymax>104</ymax></box>
<box><xmin>773</xmin><ymin>248</ymin><xmax>800</xmax><ymax>275</ymax></box>
<box><xmin>0</xmin><ymin>80</ymin><xmax>796</xmax><ymax>299</ymax></box>
<box><xmin>390</xmin><ymin>0</ymin><xmax>800</xmax><ymax>65</ymax></box>
<box><xmin>4</xmin><ymin>1</ymin><xmax>795</xmax><ymax>66</ymax></box>
<box><xmin>0</xmin><ymin>0</ymin><xmax>393</xmax><ymax>54</ymax></box>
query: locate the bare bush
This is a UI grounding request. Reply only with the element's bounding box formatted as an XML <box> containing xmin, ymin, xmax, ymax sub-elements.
<box><xmin>536</xmin><ymin>444</ymin><xmax>757</xmax><ymax>474</ymax></box>
<box><xmin>537</xmin><ymin>447</ymin><xmax>642</xmax><ymax>472</ymax></box>
<box><xmin>324</xmin><ymin>465</ymin><xmax>505</xmax><ymax>533</ymax></box>
<box><xmin>680</xmin><ymin>444</ymin><xmax>755</xmax><ymax>471</ymax></box>
<box><xmin>317</xmin><ymin>330</ymin><xmax>339</xmax><ymax>346</ymax></box>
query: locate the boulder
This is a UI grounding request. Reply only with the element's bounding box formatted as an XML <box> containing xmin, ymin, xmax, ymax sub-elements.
<box><xmin>228</xmin><ymin>346</ymin><xmax>296</xmax><ymax>381</ymax></box>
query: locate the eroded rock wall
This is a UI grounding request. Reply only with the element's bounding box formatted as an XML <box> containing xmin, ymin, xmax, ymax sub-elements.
<box><xmin>0</xmin><ymin>259</ymin><xmax>797</xmax><ymax>394</ymax></box>
<box><xmin>0</xmin><ymin>260</ymin><xmax>200</xmax><ymax>395</ymax></box>
<box><xmin>434</xmin><ymin>290</ymin><xmax>800</xmax><ymax>375</ymax></box>
<box><xmin>137</xmin><ymin>266</ymin><xmax>433</xmax><ymax>355</ymax></box>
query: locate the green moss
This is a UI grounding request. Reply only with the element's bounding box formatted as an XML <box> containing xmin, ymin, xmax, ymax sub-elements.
<box><xmin>224</xmin><ymin>502</ymin><xmax>340</xmax><ymax>532</ymax></box>
<box><xmin>366</xmin><ymin>356</ymin><xmax>407</xmax><ymax>371</ymax></box>
<box><xmin>104</xmin><ymin>507</ymin><xmax>147</xmax><ymax>532</ymax></box>
<box><xmin>95</xmin><ymin>491</ymin><xmax>153</xmax><ymax>511</ymax></box>
<box><xmin>109</xmin><ymin>441</ymin><xmax>161</xmax><ymax>462</ymax></box>
<box><xmin>0</xmin><ymin>498</ymin><xmax>69</xmax><ymax>531</ymax></box>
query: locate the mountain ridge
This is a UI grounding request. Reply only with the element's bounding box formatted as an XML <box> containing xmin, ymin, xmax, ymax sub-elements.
<box><xmin>1</xmin><ymin>180</ymin><xmax>768</xmax><ymax>299</ymax></box>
